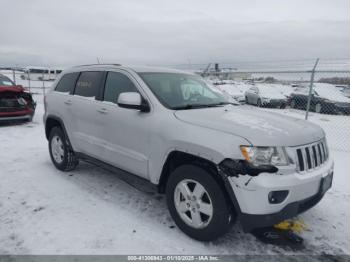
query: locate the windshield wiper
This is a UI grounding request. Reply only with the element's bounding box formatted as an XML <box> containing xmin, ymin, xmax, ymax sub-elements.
<box><xmin>172</xmin><ymin>104</ymin><xmax>209</xmax><ymax>110</ymax></box>
<box><xmin>172</xmin><ymin>102</ymin><xmax>231</xmax><ymax>110</ymax></box>
<box><xmin>207</xmin><ymin>102</ymin><xmax>233</xmax><ymax>107</ymax></box>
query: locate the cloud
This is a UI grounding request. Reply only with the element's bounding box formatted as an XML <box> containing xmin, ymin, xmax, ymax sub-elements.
<box><xmin>0</xmin><ymin>0</ymin><xmax>349</xmax><ymax>67</ymax></box>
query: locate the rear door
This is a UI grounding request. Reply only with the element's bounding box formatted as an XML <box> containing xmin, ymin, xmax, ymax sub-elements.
<box><xmin>48</xmin><ymin>72</ymin><xmax>79</xmax><ymax>144</ymax></box>
<box><xmin>70</xmin><ymin>71</ymin><xmax>105</xmax><ymax>156</ymax></box>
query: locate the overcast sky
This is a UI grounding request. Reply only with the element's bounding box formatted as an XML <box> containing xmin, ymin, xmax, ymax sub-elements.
<box><xmin>1</xmin><ymin>0</ymin><xmax>349</xmax><ymax>67</ymax></box>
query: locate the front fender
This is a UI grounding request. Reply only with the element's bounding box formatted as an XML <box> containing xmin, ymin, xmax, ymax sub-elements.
<box><xmin>147</xmin><ymin>120</ymin><xmax>249</xmax><ymax>184</ymax></box>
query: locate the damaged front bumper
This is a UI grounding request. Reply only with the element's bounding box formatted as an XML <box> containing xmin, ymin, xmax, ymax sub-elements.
<box><xmin>218</xmin><ymin>158</ymin><xmax>334</xmax><ymax>232</ymax></box>
<box><xmin>0</xmin><ymin>91</ymin><xmax>36</xmax><ymax>122</ymax></box>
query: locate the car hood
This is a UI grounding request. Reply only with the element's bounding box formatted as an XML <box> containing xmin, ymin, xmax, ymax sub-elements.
<box><xmin>174</xmin><ymin>105</ymin><xmax>324</xmax><ymax>146</ymax></box>
<box><xmin>260</xmin><ymin>93</ymin><xmax>286</xmax><ymax>99</ymax></box>
<box><xmin>0</xmin><ymin>85</ymin><xmax>25</xmax><ymax>93</ymax></box>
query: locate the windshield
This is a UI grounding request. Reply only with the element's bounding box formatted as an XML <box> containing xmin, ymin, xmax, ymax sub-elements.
<box><xmin>0</xmin><ymin>77</ymin><xmax>15</xmax><ymax>86</ymax></box>
<box><xmin>257</xmin><ymin>85</ymin><xmax>285</xmax><ymax>95</ymax></box>
<box><xmin>139</xmin><ymin>73</ymin><xmax>228</xmax><ymax>109</ymax></box>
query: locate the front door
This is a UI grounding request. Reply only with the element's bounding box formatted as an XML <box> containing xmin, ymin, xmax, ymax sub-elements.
<box><xmin>95</xmin><ymin>71</ymin><xmax>151</xmax><ymax>178</ymax></box>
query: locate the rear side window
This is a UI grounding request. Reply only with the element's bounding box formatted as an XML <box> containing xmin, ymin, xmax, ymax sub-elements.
<box><xmin>55</xmin><ymin>73</ymin><xmax>79</xmax><ymax>93</ymax></box>
<box><xmin>103</xmin><ymin>72</ymin><xmax>138</xmax><ymax>103</ymax></box>
<box><xmin>74</xmin><ymin>71</ymin><xmax>103</xmax><ymax>98</ymax></box>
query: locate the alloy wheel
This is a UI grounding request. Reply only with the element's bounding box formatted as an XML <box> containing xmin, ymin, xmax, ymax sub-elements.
<box><xmin>174</xmin><ymin>179</ymin><xmax>213</xmax><ymax>229</ymax></box>
<box><xmin>51</xmin><ymin>135</ymin><xmax>64</xmax><ymax>164</ymax></box>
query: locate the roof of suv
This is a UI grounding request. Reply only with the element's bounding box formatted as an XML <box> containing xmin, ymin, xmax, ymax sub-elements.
<box><xmin>67</xmin><ymin>64</ymin><xmax>194</xmax><ymax>75</ymax></box>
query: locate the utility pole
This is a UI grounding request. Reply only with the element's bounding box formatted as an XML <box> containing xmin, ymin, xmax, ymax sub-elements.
<box><xmin>42</xmin><ymin>70</ymin><xmax>46</xmax><ymax>95</ymax></box>
<box><xmin>27</xmin><ymin>70</ymin><xmax>31</xmax><ymax>92</ymax></box>
<box><xmin>187</xmin><ymin>59</ymin><xmax>192</xmax><ymax>70</ymax></box>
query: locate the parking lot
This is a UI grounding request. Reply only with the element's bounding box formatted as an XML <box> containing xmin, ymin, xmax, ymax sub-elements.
<box><xmin>1</xmin><ymin>92</ymin><xmax>349</xmax><ymax>256</ymax></box>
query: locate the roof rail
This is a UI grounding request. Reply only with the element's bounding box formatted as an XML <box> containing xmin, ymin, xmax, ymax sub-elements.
<box><xmin>73</xmin><ymin>63</ymin><xmax>121</xmax><ymax>67</ymax></box>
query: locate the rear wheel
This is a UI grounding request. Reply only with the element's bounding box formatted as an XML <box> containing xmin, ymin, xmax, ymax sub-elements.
<box><xmin>166</xmin><ymin>165</ymin><xmax>233</xmax><ymax>241</ymax></box>
<box><xmin>257</xmin><ymin>98</ymin><xmax>262</xmax><ymax>107</ymax></box>
<box><xmin>49</xmin><ymin>127</ymin><xmax>78</xmax><ymax>171</ymax></box>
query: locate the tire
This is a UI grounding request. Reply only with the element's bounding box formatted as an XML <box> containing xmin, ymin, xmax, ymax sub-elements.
<box><xmin>166</xmin><ymin>165</ymin><xmax>233</xmax><ymax>241</ymax></box>
<box><xmin>49</xmin><ymin>126</ymin><xmax>78</xmax><ymax>171</ymax></box>
<box><xmin>257</xmin><ymin>98</ymin><xmax>262</xmax><ymax>107</ymax></box>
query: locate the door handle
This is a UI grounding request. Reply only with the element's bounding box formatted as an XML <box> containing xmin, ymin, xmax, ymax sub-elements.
<box><xmin>97</xmin><ymin>108</ymin><xmax>108</xmax><ymax>114</ymax></box>
<box><xmin>64</xmin><ymin>100</ymin><xmax>72</xmax><ymax>105</ymax></box>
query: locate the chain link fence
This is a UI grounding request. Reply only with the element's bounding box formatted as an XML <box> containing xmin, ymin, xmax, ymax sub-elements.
<box><xmin>0</xmin><ymin>68</ymin><xmax>56</xmax><ymax>95</ymax></box>
<box><xmin>196</xmin><ymin>59</ymin><xmax>350</xmax><ymax>152</ymax></box>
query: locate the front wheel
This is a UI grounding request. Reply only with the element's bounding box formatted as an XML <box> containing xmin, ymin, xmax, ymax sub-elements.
<box><xmin>166</xmin><ymin>165</ymin><xmax>234</xmax><ymax>241</ymax></box>
<box><xmin>49</xmin><ymin>126</ymin><xmax>78</xmax><ymax>171</ymax></box>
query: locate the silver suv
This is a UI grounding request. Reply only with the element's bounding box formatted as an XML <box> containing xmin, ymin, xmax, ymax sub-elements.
<box><xmin>44</xmin><ymin>64</ymin><xmax>334</xmax><ymax>241</ymax></box>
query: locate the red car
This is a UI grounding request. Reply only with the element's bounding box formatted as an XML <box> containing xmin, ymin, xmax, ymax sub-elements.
<box><xmin>0</xmin><ymin>74</ymin><xmax>36</xmax><ymax>122</ymax></box>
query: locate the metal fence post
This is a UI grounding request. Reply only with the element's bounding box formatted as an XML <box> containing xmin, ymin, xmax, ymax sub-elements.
<box><xmin>42</xmin><ymin>71</ymin><xmax>45</xmax><ymax>95</ymax></box>
<box><xmin>27</xmin><ymin>70</ymin><xmax>31</xmax><ymax>92</ymax></box>
<box><xmin>12</xmin><ymin>69</ymin><xmax>16</xmax><ymax>85</ymax></box>
<box><xmin>305</xmin><ymin>58</ymin><xmax>319</xmax><ymax>120</ymax></box>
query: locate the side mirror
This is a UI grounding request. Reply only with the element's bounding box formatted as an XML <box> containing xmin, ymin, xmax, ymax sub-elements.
<box><xmin>117</xmin><ymin>92</ymin><xmax>150</xmax><ymax>112</ymax></box>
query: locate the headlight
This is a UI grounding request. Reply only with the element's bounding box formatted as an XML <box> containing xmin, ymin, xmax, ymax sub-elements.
<box><xmin>240</xmin><ymin>146</ymin><xmax>289</xmax><ymax>166</ymax></box>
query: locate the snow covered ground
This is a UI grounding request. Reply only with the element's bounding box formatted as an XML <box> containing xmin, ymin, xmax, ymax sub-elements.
<box><xmin>0</xmin><ymin>92</ymin><xmax>350</xmax><ymax>256</ymax></box>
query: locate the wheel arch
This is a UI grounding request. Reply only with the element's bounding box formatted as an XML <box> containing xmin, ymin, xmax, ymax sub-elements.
<box><xmin>157</xmin><ymin>151</ymin><xmax>238</xmax><ymax>212</ymax></box>
<box><xmin>158</xmin><ymin>151</ymin><xmax>218</xmax><ymax>193</ymax></box>
<box><xmin>45</xmin><ymin>115</ymin><xmax>69</xmax><ymax>141</ymax></box>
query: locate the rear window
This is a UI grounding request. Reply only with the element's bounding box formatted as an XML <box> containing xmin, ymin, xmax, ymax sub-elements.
<box><xmin>55</xmin><ymin>73</ymin><xmax>79</xmax><ymax>93</ymax></box>
<box><xmin>74</xmin><ymin>72</ymin><xmax>103</xmax><ymax>98</ymax></box>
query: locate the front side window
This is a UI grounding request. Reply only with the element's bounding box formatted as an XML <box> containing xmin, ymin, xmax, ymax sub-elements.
<box><xmin>103</xmin><ymin>72</ymin><xmax>138</xmax><ymax>103</ymax></box>
<box><xmin>55</xmin><ymin>72</ymin><xmax>79</xmax><ymax>93</ymax></box>
<box><xmin>139</xmin><ymin>73</ymin><xmax>228</xmax><ymax>109</ymax></box>
<box><xmin>0</xmin><ymin>77</ymin><xmax>15</xmax><ymax>86</ymax></box>
<box><xmin>74</xmin><ymin>71</ymin><xmax>103</xmax><ymax>98</ymax></box>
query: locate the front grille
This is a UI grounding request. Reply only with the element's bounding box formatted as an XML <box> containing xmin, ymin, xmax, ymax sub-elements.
<box><xmin>0</xmin><ymin>107</ymin><xmax>25</xmax><ymax>112</ymax></box>
<box><xmin>295</xmin><ymin>139</ymin><xmax>328</xmax><ymax>172</ymax></box>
